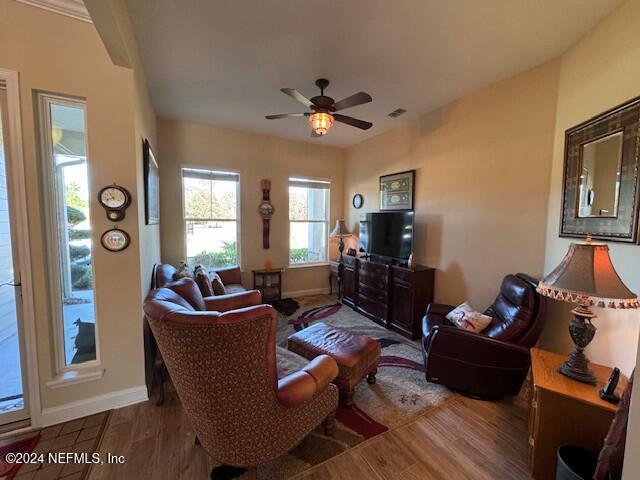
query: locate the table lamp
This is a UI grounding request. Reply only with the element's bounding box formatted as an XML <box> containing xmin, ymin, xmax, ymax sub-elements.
<box><xmin>537</xmin><ymin>236</ymin><xmax>638</xmax><ymax>384</ymax></box>
<box><xmin>330</xmin><ymin>220</ymin><xmax>352</xmax><ymax>262</ymax></box>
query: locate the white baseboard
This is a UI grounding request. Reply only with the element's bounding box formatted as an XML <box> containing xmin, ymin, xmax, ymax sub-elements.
<box><xmin>283</xmin><ymin>287</ymin><xmax>331</xmax><ymax>298</ymax></box>
<box><xmin>39</xmin><ymin>385</ymin><xmax>148</xmax><ymax>427</ymax></box>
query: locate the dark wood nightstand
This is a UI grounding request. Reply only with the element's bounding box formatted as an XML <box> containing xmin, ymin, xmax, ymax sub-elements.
<box><xmin>252</xmin><ymin>268</ymin><xmax>283</xmax><ymax>303</ymax></box>
<box><xmin>528</xmin><ymin>348</ymin><xmax>627</xmax><ymax>480</ymax></box>
<box><xmin>329</xmin><ymin>261</ymin><xmax>343</xmax><ymax>299</ymax></box>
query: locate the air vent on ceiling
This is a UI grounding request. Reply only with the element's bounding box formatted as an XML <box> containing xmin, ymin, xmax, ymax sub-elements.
<box><xmin>388</xmin><ymin>108</ymin><xmax>407</xmax><ymax>118</ymax></box>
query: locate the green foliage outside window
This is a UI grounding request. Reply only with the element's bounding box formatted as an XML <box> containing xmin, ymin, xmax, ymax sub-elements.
<box><xmin>289</xmin><ymin>247</ymin><xmax>309</xmax><ymax>264</ymax></box>
<box><xmin>190</xmin><ymin>241</ymin><xmax>238</xmax><ymax>269</ymax></box>
<box><xmin>71</xmin><ymin>264</ymin><xmax>93</xmax><ymax>290</ymax></box>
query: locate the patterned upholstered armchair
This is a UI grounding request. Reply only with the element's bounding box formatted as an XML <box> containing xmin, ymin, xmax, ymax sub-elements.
<box><xmin>143</xmin><ymin>278</ymin><xmax>339</xmax><ymax>478</ymax></box>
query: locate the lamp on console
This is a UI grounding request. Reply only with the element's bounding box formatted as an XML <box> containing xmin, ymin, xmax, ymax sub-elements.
<box><xmin>330</xmin><ymin>220</ymin><xmax>352</xmax><ymax>262</ymax></box>
<box><xmin>537</xmin><ymin>236</ymin><xmax>638</xmax><ymax>384</ymax></box>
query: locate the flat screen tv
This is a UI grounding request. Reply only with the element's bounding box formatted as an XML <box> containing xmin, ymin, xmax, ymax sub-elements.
<box><xmin>359</xmin><ymin>212</ymin><xmax>414</xmax><ymax>261</ymax></box>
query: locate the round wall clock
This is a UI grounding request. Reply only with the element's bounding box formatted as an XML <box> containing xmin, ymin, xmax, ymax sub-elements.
<box><xmin>352</xmin><ymin>193</ymin><xmax>364</xmax><ymax>209</ymax></box>
<box><xmin>98</xmin><ymin>184</ymin><xmax>132</xmax><ymax>221</ymax></box>
<box><xmin>100</xmin><ymin>228</ymin><xmax>130</xmax><ymax>252</ymax></box>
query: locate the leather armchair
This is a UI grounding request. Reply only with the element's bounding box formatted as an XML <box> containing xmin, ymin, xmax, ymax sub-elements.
<box><xmin>145</xmin><ymin>265</ymin><xmax>259</xmax><ymax>404</ymax></box>
<box><xmin>143</xmin><ymin>278</ymin><xmax>339</xmax><ymax>474</ymax></box>
<box><xmin>422</xmin><ymin>273</ymin><xmax>545</xmax><ymax>398</ymax></box>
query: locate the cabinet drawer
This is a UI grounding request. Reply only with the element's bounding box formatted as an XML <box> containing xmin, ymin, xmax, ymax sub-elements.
<box><xmin>357</xmin><ymin>294</ymin><xmax>387</xmax><ymax>319</ymax></box>
<box><xmin>359</xmin><ymin>283</ymin><xmax>388</xmax><ymax>303</ymax></box>
<box><xmin>392</xmin><ymin>267</ymin><xmax>414</xmax><ymax>284</ymax></box>
<box><xmin>359</xmin><ymin>261</ymin><xmax>389</xmax><ymax>277</ymax></box>
<box><xmin>359</xmin><ymin>270</ymin><xmax>388</xmax><ymax>289</ymax></box>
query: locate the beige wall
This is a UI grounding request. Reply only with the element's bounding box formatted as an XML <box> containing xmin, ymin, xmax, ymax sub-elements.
<box><xmin>532</xmin><ymin>2</ymin><xmax>640</xmax><ymax>475</ymax></box>
<box><xmin>344</xmin><ymin>60</ymin><xmax>560</xmax><ymax>309</ymax></box>
<box><xmin>157</xmin><ymin>118</ymin><xmax>345</xmax><ymax>294</ymax></box>
<box><xmin>0</xmin><ymin>0</ymin><xmax>153</xmax><ymax>411</ymax></box>
<box><xmin>539</xmin><ymin>0</ymin><xmax>640</xmax><ymax>377</ymax></box>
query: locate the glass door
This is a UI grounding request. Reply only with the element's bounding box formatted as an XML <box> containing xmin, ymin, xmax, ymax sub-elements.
<box><xmin>0</xmin><ymin>83</ymin><xmax>29</xmax><ymax>426</ymax></box>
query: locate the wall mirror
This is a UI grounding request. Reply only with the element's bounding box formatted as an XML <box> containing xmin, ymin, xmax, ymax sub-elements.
<box><xmin>577</xmin><ymin>131</ymin><xmax>623</xmax><ymax>218</ymax></box>
<box><xmin>561</xmin><ymin>97</ymin><xmax>640</xmax><ymax>243</ymax></box>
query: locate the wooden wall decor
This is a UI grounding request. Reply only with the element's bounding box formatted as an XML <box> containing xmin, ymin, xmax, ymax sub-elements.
<box><xmin>258</xmin><ymin>179</ymin><xmax>274</xmax><ymax>249</ymax></box>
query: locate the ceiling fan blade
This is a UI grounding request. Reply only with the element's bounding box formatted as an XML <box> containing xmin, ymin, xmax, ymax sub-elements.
<box><xmin>265</xmin><ymin>113</ymin><xmax>310</xmax><ymax>119</ymax></box>
<box><xmin>333</xmin><ymin>92</ymin><xmax>372</xmax><ymax>111</ymax></box>
<box><xmin>281</xmin><ymin>88</ymin><xmax>314</xmax><ymax>108</ymax></box>
<box><xmin>333</xmin><ymin>114</ymin><xmax>373</xmax><ymax>130</ymax></box>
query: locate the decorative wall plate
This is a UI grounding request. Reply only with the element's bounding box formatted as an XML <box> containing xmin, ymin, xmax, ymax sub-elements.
<box><xmin>352</xmin><ymin>193</ymin><xmax>363</xmax><ymax>209</ymax></box>
<box><xmin>100</xmin><ymin>228</ymin><xmax>130</xmax><ymax>252</ymax></box>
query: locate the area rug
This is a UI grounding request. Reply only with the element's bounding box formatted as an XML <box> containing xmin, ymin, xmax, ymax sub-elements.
<box><xmin>0</xmin><ymin>411</ymin><xmax>110</xmax><ymax>480</ymax></box>
<box><xmin>0</xmin><ymin>434</ymin><xmax>40</xmax><ymax>479</ymax></box>
<box><xmin>217</xmin><ymin>295</ymin><xmax>452</xmax><ymax>479</ymax></box>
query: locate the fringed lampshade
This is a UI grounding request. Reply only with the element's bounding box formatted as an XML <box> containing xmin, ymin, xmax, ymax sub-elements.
<box><xmin>537</xmin><ymin>241</ymin><xmax>638</xmax><ymax>309</ymax></box>
<box><xmin>537</xmin><ymin>237</ymin><xmax>638</xmax><ymax>384</ymax></box>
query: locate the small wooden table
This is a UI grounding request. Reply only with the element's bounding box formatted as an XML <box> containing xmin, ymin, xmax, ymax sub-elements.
<box><xmin>252</xmin><ymin>268</ymin><xmax>284</xmax><ymax>303</ymax></box>
<box><xmin>528</xmin><ymin>348</ymin><xmax>627</xmax><ymax>480</ymax></box>
<box><xmin>329</xmin><ymin>261</ymin><xmax>343</xmax><ymax>299</ymax></box>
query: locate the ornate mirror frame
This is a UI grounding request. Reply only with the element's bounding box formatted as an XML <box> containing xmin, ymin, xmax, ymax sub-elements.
<box><xmin>560</xmin><ymin>96</ymin><xmax>640</xmax><ymax>243</ymax></box>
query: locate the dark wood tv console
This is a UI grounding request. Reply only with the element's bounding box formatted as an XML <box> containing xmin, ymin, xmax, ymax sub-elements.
<box><xmin>339</xmin><ymin>256</ymin><xmax>435</xmax><ymax>340</ymax></box>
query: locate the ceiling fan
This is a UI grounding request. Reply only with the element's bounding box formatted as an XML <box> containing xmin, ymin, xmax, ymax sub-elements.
<box><xmin>265</xmin><ymin>78</ymin><xmax>373</xmax><ymax>137</ymax></box>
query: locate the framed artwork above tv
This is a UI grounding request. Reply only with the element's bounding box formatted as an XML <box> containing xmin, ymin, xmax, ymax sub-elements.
<box><xmin>380</xmin><ymin>170</ymin><xmax>415</xmax><ymax>211</ymax></box>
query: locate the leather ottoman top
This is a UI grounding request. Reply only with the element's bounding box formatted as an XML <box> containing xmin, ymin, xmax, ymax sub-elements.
<box><xmin>287</xmin><ymin>322</ymin><xmax>380</xmax><ymax>369</ymax></box>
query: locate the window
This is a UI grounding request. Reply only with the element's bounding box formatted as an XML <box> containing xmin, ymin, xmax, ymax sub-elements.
<box><xmin>39</xmin><ymin>93</ymin><xmax>98</xmax><ymax>369</ymax></box>
<box><xmin>182</xmin><ymin>168</ymin><xmax>240</xmax><ymax>268</ymax></box>
<box><xmin>289</xmin><ymin>177</ymin><xmax>330</xmax><ymax>265</ymax></box>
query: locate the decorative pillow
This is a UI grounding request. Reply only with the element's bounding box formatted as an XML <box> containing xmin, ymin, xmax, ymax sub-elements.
<box><xmin>446</xmin><ymin>302</ymin><xmax>492</xmax><ymax>333</ymax></box>
<box><xmin>193</xmin><ymin>265</ymin><xmax>214</xmax><ymax>297</ymax></box>
<box><xmin>208</xmin><ymin>271</ymin><xmax>227</xmax><ymax>296</ymax></box>
<box><xmin>172</xmin><ymin>261</ymin><xmax>194</xmax><ymax>281</ymax></box>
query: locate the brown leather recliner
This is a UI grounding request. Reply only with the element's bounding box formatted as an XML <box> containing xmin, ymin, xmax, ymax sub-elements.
<box><xmin>143</xmin><ymin>278</ymin><xmax>339</xmax><ymax>476</ymax></box>
<box><xmin>421</xmin><ymin>273</ymin><xmax>545</xmax><ymax>398</ymax></box>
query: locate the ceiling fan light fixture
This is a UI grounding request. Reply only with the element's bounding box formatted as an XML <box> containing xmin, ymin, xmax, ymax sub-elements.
<box><xmin>309</xmin><ymin>112</ymin><xmax>334</xmax><ymax>136</ymax></box>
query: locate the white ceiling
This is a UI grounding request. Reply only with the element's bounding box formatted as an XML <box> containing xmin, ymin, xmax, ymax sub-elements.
<box><xmin>125</xmin><ymin>0</ymin><xmax>623</xmax><ymax>147</ymax></box>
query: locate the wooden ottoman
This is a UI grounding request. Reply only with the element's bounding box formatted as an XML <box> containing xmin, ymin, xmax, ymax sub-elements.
<box><xmin>288</xmin><ymin>322</ymin><xmax>380</xmax><ymax>405</ymax></box>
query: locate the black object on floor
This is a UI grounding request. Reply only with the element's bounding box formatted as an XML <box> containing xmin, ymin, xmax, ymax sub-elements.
<box><xmin>556</xmin><ymin>445</ymin><xmax>598</xmax><ymax>480</ymax></box>
<box><xmin>271</xmin><ymin>298</ymin><xmax>299</xmax><ymax>315</ymax></box>
<box><xmin>211</xmin><ymin>465</ymin><xmax>246</xmax><ymax>479</ymax></box>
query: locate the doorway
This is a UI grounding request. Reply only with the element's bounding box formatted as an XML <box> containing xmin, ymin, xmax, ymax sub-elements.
<box><xmin>0</xmin><ymin>79</ymin><xmax>33</xmax><ymax>429</ymax></box>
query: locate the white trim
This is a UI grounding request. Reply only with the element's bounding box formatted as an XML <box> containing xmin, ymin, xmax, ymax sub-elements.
<box><xmin>16</xmin><ymin>0</ymin><xmax>92</xmax><ymax>23</ymax></box>
<box><xmin>282</xmin><ymin>287</ymin><xmax>331</xmax><ymax>298</ymax></box>
<box><xmin>0</xmin><ymin>68</ymin><xmax>41</xmax><ymax>428</ymax></box>
<box><xmin>288</xmin><ymin>262</ymin><xmax>330</xmax><ymax>269</ymax></box>
<box><xmin>40</xmin><ymin>385</ymin><xmax>148</xmax><ymax>427</ymax></box>
<box><xmin>37</xmin><ymin>93</ymin><xmax>102</xmax><ymax>374</ymax></box>
<box><xmin>46</xmin><ymin>368</ymin><xmax>105</xmax><ymax>389</ymax></box>
<box><xmin>0</xmin><ymin>423</ymin><xmax>37</xmax><ymax>440</ymax></box>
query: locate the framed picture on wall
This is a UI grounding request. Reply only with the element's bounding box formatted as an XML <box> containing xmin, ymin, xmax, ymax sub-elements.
<box><xmin>143</xmin><ymin>139</ymin><xmax>160</xmax><ymax>225</ymax></box>
<box><xmin>380</xmin><ymin>170</ymin><xmax>415</xmax><ymax>211</ymax></box>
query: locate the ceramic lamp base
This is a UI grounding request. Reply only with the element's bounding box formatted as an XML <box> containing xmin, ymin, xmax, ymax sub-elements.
<box><xmin>559</xmin><ymin>306</ymin><xmax>597</xmax><ymax>385</ymax></box>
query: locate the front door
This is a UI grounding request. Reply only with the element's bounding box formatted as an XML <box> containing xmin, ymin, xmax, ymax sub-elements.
<box><xmin>0</xmin><ymin>82</ymin><xmax>29</xmax><ymax>427</ymax></box>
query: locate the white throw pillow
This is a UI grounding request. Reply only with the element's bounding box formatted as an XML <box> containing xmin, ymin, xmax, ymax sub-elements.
<box><xmin>445</xmin><ymin>302</ymin><xmax>492</xmax><ymax>333</ymax></box>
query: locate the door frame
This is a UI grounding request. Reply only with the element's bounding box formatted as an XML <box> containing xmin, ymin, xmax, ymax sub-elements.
<box><xmin>0</xmin><ymin>68</ymin><xmax>41</xmax><ymax>430</ymax></box>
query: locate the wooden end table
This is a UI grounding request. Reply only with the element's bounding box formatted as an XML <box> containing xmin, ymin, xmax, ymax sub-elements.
<box><xmin>528</xmin><ymin>347</ymin><xmax>627</xmax><ymax>480</ymax></box>
<box><xmin>252</xmin><ymin>268</ymin><xmax>284</xmax><ymax>303</ymax></box>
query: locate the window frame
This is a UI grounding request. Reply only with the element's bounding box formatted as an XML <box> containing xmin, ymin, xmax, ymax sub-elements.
<box><xmin>38</xmin><ymin>92</ymin><xmax>101</xmax><ymax>374</ymax></box>
<box><xmin>181</xmin><ymin>166</ymin><xmax>242</xmax><ymax>269</ymax></box>
<box><xmin>288</xmin><ymin>176</ymin><xmax>331</xmax><ymax>267</ymax></box>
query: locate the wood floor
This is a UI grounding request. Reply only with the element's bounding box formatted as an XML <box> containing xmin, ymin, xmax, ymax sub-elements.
<box><xmin>87</xmin><ymin>385</ymin><xmax>532</xmax><ymax>480</ymax></box>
